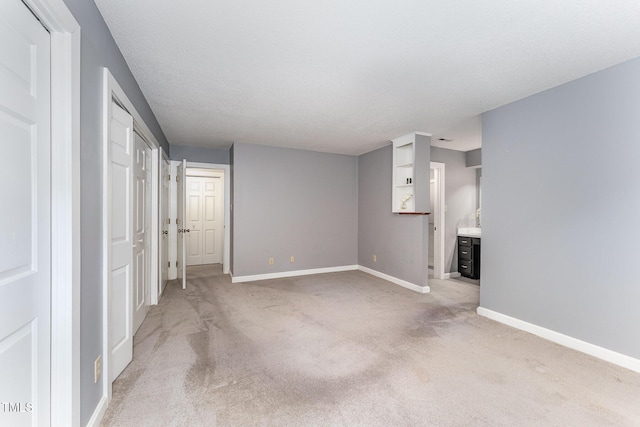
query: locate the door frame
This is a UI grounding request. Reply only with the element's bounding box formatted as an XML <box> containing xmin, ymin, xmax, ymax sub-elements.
<box><xmin>186</xmin><ymin>162</ymin><xmax>230</xmax><ymax>274</ymax></box>
<box><xmin>169</xmin><ymin>161</ymin><xmax>230</xmax><ymax>279</ymax></box>
<box><xmin>102</xmin><ymin>68</ymin><xmax>161</xmax><ymax>402</ymax></box>
<box><xmin>158</xmin><ymin>148</ymin><xmax>171</xmax><ymax>301</ymax></box>
<box><xmin>431</xmin><ymin>162</ymin><xmax>446</xmax><ymax>280</ymax></box>
<box><xmin>21</xmin><ymin>0</ymin><xmax>81</xmax><ymax>425</ymax></box>
<box><xmin>185</xmin><ymin>169</ymin><xmax>225</xmax><ymax>266</ymax></box>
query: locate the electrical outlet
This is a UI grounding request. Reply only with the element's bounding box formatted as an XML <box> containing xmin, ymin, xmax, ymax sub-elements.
<box><xmin>373</xmin><ymin>255</ymin><xmax>377</xmax><ymax>263</ymax></box>
<box><xmin>269</xmin><ymin>257</ymin><xmax>274</xmax><ymax>265</ymax></box>
<box><xmin>290</xmin><ymin>256</ymin><xmax>295</xmax><ymax>263</ymax></box>
<box><xmin>94</xmin><ymin>355</ymin><xmax>102</xmax><ymax>384</ymax></box>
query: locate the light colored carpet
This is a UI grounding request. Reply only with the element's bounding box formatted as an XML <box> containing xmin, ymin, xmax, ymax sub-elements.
<box><xmin>101</xmin><ymin>265</ymin><xmax>640</xmax><ymax>426</ymax></box>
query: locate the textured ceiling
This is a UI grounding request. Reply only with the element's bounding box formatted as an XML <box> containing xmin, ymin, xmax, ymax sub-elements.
<box><xmin>95</xmin><ymin>0</ymin><xmax>640</xmax><ymax>155</ymax></box>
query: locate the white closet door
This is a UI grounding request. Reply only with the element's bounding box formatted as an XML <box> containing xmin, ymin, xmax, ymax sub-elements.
<box><xmin>132</xmin><ymin>133</ymin><xmax>150</xmax><ymax>334</ymax></box>
<box><xmin>108</xmin><ymin>102</ymin><xmax>134</xmax><ymax>381</ymax></box>
<box><xmin>0</xmin><ymin>1</ymin><xmax>51</xmax><ymax>424</ymax></box>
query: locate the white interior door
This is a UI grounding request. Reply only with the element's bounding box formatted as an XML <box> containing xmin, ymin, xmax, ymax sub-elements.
<box><xmin>132</xmin><ymin>133</ymin><xmax>150</xmax><ymax>334</ymax></box>
<box><xmin>0</xmin><ymin>1</ymin><xmax>51</xmax><ymax>424</ymax></box>
<box><xmin>108</xmin><ymin>102</ymin><xmax>134</xmax><ymax>381</ymax></box>
<box><xmin>203</xmin><ymin>175</ymin><xmax>223</xmax><ymax>264</ymax></box>
<box><xmin>186</xmin><ymin>174</ymin><xmax>224</xmax><ymax>266</ymax></box>
<box><xmin>160</xmin><ymin>154</ymin><xmax>170</xmax><ymax>296</ymax></box>
<box><xmin>176</xmin><ymin>159</ymin><xmax>186</xmax><ymax>289</ymax></box>
<box><xmin>186</xmin><ymin>176</ymin><xmax>203</xmax><ymax>265</ymax></box>
<box><xmin>430</xmin><ymin>161</ymin><xmax>446</xmax><ymax>280</ymax></box>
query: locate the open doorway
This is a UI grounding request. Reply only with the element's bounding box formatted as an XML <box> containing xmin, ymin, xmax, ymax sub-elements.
<box><xmin>185</xmin><ymin>169</ymin><xmax>225</xmax><ymax>266</ymax></box>
<box><xmin>170</xmin><ymin>161</ymin><xmax>230</xmax><ymax>288</ymax></box>
<box><xmin>430</xmin><ymin>162</ymin><xmax>446</xmax><ymax>279</ymax></box>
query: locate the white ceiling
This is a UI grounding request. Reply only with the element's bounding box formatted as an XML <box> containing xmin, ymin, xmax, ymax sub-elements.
<box><xmin>95</xmin><ymin>0</ymin><xmax>640</xmax><ymax>155</ymax></box>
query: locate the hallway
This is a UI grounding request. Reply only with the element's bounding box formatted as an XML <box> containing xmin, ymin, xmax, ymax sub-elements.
<box><xmin>102</xmin><ymin>267</ymin><xmax>640</xmax><ymax>426</ymax></box>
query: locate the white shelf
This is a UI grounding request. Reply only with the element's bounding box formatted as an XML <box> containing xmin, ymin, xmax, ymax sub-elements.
<box><xmin>391</xmin><ymin>132</ymin><xmax>431</xmax><ymax>214</ymax></box>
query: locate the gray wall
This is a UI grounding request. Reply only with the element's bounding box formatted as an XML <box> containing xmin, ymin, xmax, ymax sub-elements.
<box><xmin>170</xmin><ymin>144</ymin><xmax>230</xmax><ymax>164</ymax></box>
<box><xmin>358</xmin><ymin>145</ymin><xmax>430</xmax><ymax>287</ymax></box>
<box><xmin>466</xmin><ymin>148</ymin><xmax>482</xmax><ymax>168</ymax></box>
<box><xmin>481</xmin><ymin>57</ymin><xmax>640</xmax><ymax>359</ymax></box>
<box><xmin>232</xmin><ymin>143</ymin><xmax>358</xmax><ymax>276</ymax></box>
<box><xmin>60</xmin><ymin>1</ymin><xmax>170</xmax><ymax>424</ymax></box>
<box><xmin>431</xmin><ymin>147</ymin><xmax>478</xmax><ymax>273</ymax></box>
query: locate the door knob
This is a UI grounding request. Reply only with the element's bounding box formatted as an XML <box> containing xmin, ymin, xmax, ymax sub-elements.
<box><xmin>185</xmin><ymin>229</ymin><xmax>190</xmax><ymax>233</ymax></box>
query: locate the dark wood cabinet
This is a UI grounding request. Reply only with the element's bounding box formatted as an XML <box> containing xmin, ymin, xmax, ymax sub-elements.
<box><xmin>458</xmin><ymin>236</ymin><xmax>480</xmax><ymax>279</ymax></box>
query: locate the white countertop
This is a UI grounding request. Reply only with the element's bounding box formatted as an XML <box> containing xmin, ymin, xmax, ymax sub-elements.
<box><xmin>457</xmin><ymin>227</ymin><xmax>481</xmax><ymax>238</ymax></box>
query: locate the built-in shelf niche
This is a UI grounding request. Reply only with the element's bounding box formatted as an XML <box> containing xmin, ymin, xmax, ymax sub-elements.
<box><xmin>392</xmin><ymin>132</ymin><xmax>431</xmax><ymax>214</ymax></box>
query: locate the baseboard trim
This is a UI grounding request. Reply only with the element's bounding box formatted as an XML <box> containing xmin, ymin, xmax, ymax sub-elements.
<box><xmin>443</xmin><ymin>272</ymin><xmax>461</xmax><ymax>279</ymax></box>
<box><xmin>477</xmin><ymin>307</ymin><xmax>640</xmax><ymax>374</ymax></box>
<box><xmin>358</xmin><ymin>266</ymin><xmax>430</xmax><ymax>294</ymax></box>
<box><xmin>85</xmin><ymin>395</ymin><xmax>108</xmax><ymax>427</ymax></box>
<box><xmin>231</xmin><ymin>264</ymin><xmax>430</xmax><ymax>295</ymax></box>
<box><xmin>231</xmin><ymin>265</ymin><xmax>358</xmax><ymax>283</ymax></box>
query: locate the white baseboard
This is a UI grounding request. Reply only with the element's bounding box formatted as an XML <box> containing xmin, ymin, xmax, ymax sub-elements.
<box><xmin>85</xmin><ymin>395</ymin><xmax>108</xmax><ymax>427</ymax></box>
<box><xmin>231</xmin><ymin>265</ymin><xmax>358</xmax><ymax>283</ymax></box>
<box><xmin>477</xmin><ymin>307</ymin><xmax>640</xmax><ymax>374</ymax></box>
<box><xmin>358</xmin><ymin>266</ymin><xmax>430</xmax><ymax>294</ymax></box>
<box><xmin>443</xmin><ymin>272</ymin><xmax>461</xmax><ymax>279</ymax></box>
<box><xmin>231</xmin><ymin>264</ymin><xmax>430</xmax><ymax>295</ymax></box>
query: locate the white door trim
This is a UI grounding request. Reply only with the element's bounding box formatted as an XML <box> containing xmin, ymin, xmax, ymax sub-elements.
<box><xmin>21</xmin><ymin>0</ymin><xmax>81</xmax><ymax>425</ymax></box>
<box><xmin>102</xmin><ymin>68</ymin><xmax>161</xmax><ymax>403</ymax></box>
<box><xmin>178</xmin><ymin>159</ymin><xmax>187</xmax><ymax>288</ymax></box>
<box><xmin>430</xmin><ymin>162</ymin><xmax>446</xmax><ymax>280</ymax></box>
<box><xmin>186</xmin><ymin>162</ymin><xmax>231</xmax><ymax>274</ymax></box>
<box><xmin>157</xmin><ymin>148</ymin><xmax>171</xmax><ymax>301</ymax></box>
<box><xmin>148</xmin><ymin>140</ymin><xmax>160</xmax><ymax>306</ymax></box>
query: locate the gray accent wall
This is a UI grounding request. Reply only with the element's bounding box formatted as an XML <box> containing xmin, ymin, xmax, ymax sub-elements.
<box><xmin>430</xmin><ymin>147</ymin><xmax>478</xmax><ymax>273</ymax></box>
<box><xmin>231</xmin><ymin>143</ymin><xmax>358</xmax><ymax>276</ymax></box>
<box><xmin>465</xmin><ymin>148</ymin><xmax>482</xmax><ymax>168</ymax></box>
<box><xmin>61</xmin><ymin>1</ymin><xmax>170</xmax><ymax>424</ymax></box>
<box><xmin>358</xmin><ymin>145</ymin><xmax>430</xmax><ymax>287</ymax></box>
<box><xmin>170</xmin><ymin>145</ymin><xmax>230</xmax><ymax>164</ymax></box>
<box><xmin>482</xmin><ymin>57</ymin><xmax>640</xmax><ymax>359</ymax></box>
